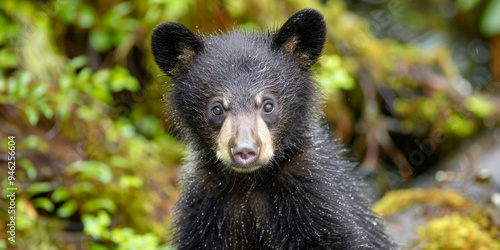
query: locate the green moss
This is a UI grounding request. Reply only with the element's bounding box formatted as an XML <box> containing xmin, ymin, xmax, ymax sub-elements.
<box><xmin>374</xmin><ymin>188</ymin><xmax>478</xmax><ymax>216</ymax></box>
<box><xmin>416</xmin><ymin>213</ymin><xmax>500</xmax><ymax>250</ymax></box>
<box><xmin>375</xmin><ymin>189</ymin><xmax>500</xmax><ymax>249</ymax></box>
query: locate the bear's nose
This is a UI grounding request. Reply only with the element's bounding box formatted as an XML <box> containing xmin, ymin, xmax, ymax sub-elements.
<box><xmin>231</xmin><ymin>141</ymin><xmax>259</xmax><ymax>167</ymax></box>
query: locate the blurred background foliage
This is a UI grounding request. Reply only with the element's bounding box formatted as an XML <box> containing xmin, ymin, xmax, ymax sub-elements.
<box><xmin>0</xmin><ymin>0</ymin><xmax>499</xmax><ymax>249</ymax></box>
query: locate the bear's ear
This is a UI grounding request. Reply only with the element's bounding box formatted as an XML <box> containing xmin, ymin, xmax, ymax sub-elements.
<box><xmin>273</xmin><ymin>8</ymin><xmax>326</xmax><ymax>69</ymax></box>
<box><xmin>151</xmin><ymin>22</ymin><xmax>203</xmax><ymax>77</ymax></box>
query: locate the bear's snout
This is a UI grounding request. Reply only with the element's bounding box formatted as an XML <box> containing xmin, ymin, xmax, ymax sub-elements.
<box><xmin>231</xmin><ymin>141</ymin><xmax>259</xmax><ymax>167</ymax></box>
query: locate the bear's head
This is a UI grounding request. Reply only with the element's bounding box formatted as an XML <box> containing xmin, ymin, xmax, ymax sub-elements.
<box><xmin>151</xmin><ymin>9</ymin><xmax>326</xmax><ymax>173</ymax></box>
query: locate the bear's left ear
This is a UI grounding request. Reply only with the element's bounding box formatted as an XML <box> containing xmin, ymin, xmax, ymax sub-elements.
<box><xmin>273</xmin><ymin>8</ymin><xmax>326</xmax><ymax>69</ymax></box>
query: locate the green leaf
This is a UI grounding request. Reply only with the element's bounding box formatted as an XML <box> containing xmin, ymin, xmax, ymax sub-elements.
<box><xmin>2</xmin><ymin>137</ymin><xmax>10</xmax><ymax>151</ymax></box>
<box><xmin>456</xmin><ymin>0</ymin><xmax>481</xmax><ymax>12</ymax></box>
<box><xmin>145</xmin><ymin>7</ymin><xmax>162</xmax><ymax>24</ymax></box>
<box><xmin>68</xmin><ymin>55</ymin><xmax>88</xmax><ymax>71</ymax></box>
<box><xmin>76</xmin><ymin>67</ymin><xmax>93</xmax><ymax>84</ymax></box>
<box><xmin>481</xmin><ymin>0</ymin><xmax>500</xmax><ymax>36</ymax></box>
<box><xmin>51</xmin><ymin>187</ymin><xmax>70</xmax><ymax>203</ymax></box>
<box><xmin>24</xmin><ymin>106</ymin><xmax>39</xmax><ymax>126</ymax></box>
<box><xmin>317</xmin><ymin>55</ymin><xmax>355</xmax><ymax>92</ymax></box>
<box><xmin>38</xmin><ymin>101</ymin><xmax>54</xmax><ymax>120</ymax></box>
<box><xmin>89</xmin><ymin>29</ymin><xmax>112</xmax><ymax>52</ymax></box>
<box><xmin>89</xmin><ymin>243</ymin><xmax>108</xmax><ymax>250</ymax></box>
<box><xmin>92</xmin><ymin>69</ymin><xmax>111</xmax><ymax>86</ymax></box>
<box><xmin>241</xmin><ymin>22</ymin><xmax>261</xmax><ymax>30</ymax></box>
<box><xmin>108</xmin><ymin>156</ymin><xmax>131</xmax><ymax>169</ymax></box>
<box><xmin>77</xmin><ymin>6</ymin><xmax>96</xmax><ymax>29</ymax></box>
<box><xmin>109</xmin><ymin>66</ymin><xmax>139</xmax><ymax>92</ymax></box>
<box><xmin>110</xmin><ymin>228</ymin><xmax>161</xmax><ymax>248</ymax></box>
<box><xmin>30</xmin><ymin>83</ymin><xmax>48</xmax><ymax>99</ymax></box>
<box><xmin>16</xmin><ymin>71</ymin><xmax>31</xmax><ymax>98</ymax></box>
<box><xmin>83</xmin><ymin>199</ymin><xmax>117</xmax><ymax>213</ymax></box>
<box><xmin>92</xmin><ymin>84</ymin><xmax>113</xmax><ymax>104</ymax></box>
<box><xmin>15</xmin><ymin>200</ymin><xmax>36</xmax><ymax>230</ymax></box>
<box><xmin>32</xmin><ymin>197</ymin><xmax>54</xmax><ymax>212</ymax></box>
<box><xmin>419</xmin><ymin>99</ymin><xmax>439</xmax><ymax>122</ymax></box>
<box><xmin>56</xmin><ymin>0</ymin><xmax>79</xmax><ymax>24</ymax></box>
<box><xmin>72</xmin><ymin>182</ymin><xmax>97</xmax><ymax>195</ymax></box>
<box><xmin>18</xmin><ymin>158</ymin><xmax>37</xmax><ymax>180</ymax></box>
<box><xmin>91</xmin><ymin>70</ymin><xmax>113</xmax><ymax>104</ymax></box>
<box><xmin>103</xmin><ymin>2</ymin><xmax>133</xmax><ymax>29</ymax></box>
<box><xmin>160</xmin><ymin>0</ymin><xmax>194</xmax><ymax>22</ymax></box>
<box><xmin>466</xmin><ymin>96</ymin><xmax>495</xmax><ymax>117</ymax></box>
<box><xmin>0</xmin><ymin>76</ymin><xmax>5</xmax><ymax>93</ymax></box>
<box><xmin>136</xmin><ymin>115</ymin><xmax>163</xmax><ymax>137</ymax></box>
<box><xmin>0</xmin><ymin>49</ymin><xmax>19</xmax><ymax>68</ymax></box>
<box><xmin>59</xmin><ymin>75</ymin><xmax>73</xmax><ymax>91</ymax></box>
<box><xmin>0</xmin><ymin>239</ymin><xmax>6</xmax><ymax>249</ymax></box>
<box><xmin>26</xmin><ymin>182</ymin><xmax>53</xmax><ymax>197</ymax></box>
<box><xmin>77</xmin><ymin>106</ymin><xmax>99</xmax><ymax>121</ymax></box>
<box><xmin>121</xmin><ymin>18</ymin><xmax>139</xmax><ymax>32</ymax></box>
<box><xmin>119</xmin><ymin>175</ymin><xmax>143</xmax><ymax>188</ymax></box>
<box><xmin>7</xmin><ymin>77</ymin><xmax>16</xmax><ymax>97</ymax></box>
<box><xmin>20</xmin><ymin>134</ymin><xmax>49</xmax><ymax>153</ymax></box>
<box><xmin>56</xmin><ymin>99</ymin><xmax>71</xmax><ymax>120</ymax></box>
<box><xmin>445</xmin><ymin>114</ymin><xmax>475</xmax><ymax>137</ymax></box>
<box><xmin>82</xmin><ymin>211</ymin><xmax>111</xmax><ymax>240</ymax></box>
<box><xmin>112</xmin><ymin>2</ymin><xmax>132</xmax><ymax>17</ymax></box>
<box><xmin>56</xmin><ymin>200</ymin><xmax>78</xmax><ymax>218</ymax></box>
<box><xmin>68</xmin><ymin>161</ymin><xmax>113</xmax><ymax>184</ymax></box>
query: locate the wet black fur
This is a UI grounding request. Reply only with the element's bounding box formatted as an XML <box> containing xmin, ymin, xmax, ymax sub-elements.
<box><xmin>152</xmin><ymin>8</ymin><xmax>394</xmax><ymax>249</ymax></box>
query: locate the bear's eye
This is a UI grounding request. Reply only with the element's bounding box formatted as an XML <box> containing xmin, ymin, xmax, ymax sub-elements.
<box><xmin>263</xmin><ymin>103</ymin><xmax>274</xmax><ymax>113</ymax></box>
<box><xmin>212</xmin><ymin>106</ymin><xmax>223</xmax><ymax>115</ymax></box>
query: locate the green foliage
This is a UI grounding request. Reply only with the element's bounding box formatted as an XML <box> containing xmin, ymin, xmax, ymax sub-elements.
<box><xmin>51</xmin><ymin>187</ymin><xmax>70</xmax><ymax>203</ymax></box>
<box><xmin>82</xmin><ymin>211</ymin><xmax>167</xmax><ymax>249</ymax></box>
<box><xmin>481</xmin><ymin>0</ymin><xmax>500</xmax><ymax>36</ymax></box>
<box><xmin>466</xmin><ymin>96</ymin><xmax>496</xmax><ymax>118</ymax></box>
<box><xmin>445</xmin><ymin>114</ymin><xmax>476</xmax><ymax>137</ymax></box>
<box><xmin>26</xmin><ymin>182</ymin><xmax>53</xmax><ymax>197</ymax></box>
<box><xmin>83</xmin><ymin>211</ymin><xmax>112</xmax><ymax>240</ymax></box>
<box><xmin>109</xmin><ymin>66</ymin><xmax>140</xmax><ymax>92</ymax></box>
<box><xmin>417</xmin><ymin>213</ymin><xmax>500</xmax><ymax>250</ymax></box>
<box><xmin>375</xmin><ymin>188</ymin><xmax>500</xmax><ymax>249</ymax></box>
<box><xmin>18</xmin><ymin>135</ymin><xmax>49</xmax><ymax>153</ymax></box>
<box><xmin>317</xmin><ymin>55</ymin><xmax>356</xmax><ymax>92</ymax></box>
<box><xmin>18</xmin><ymin>158</ymin><xmax>37</xmax><ymax>180</ymax></box>
<box><xmin>456</xmin><ymin>0</ymin><xmax>482</xmax><ymax>12</ymax></box>
<box><xmin>68</xmin><ymin>161</ymin><xmax>114</xmax><ymax>184</ymax></box>
<box><xmin>109</xmin><ymin>228</ymin><xmax>163</xmax><ymax>249</ymax></box>
<box><xmin>0</xmin><ymin>0</ymin><xmax>498</xmax><ymax>249</ymax></box>
<box><xmin>83</xmin><ymin>199</ymin><xmax>117</xmax><ymax>214</ymax></box>
<box><xmin>119</xmin><ymin>175</ymin><xmax>144</xmax><ymax>189</ymax></box>
<box><xmin>32</xmin><ymin>197</ymin><xmax>55</xmax><ymax>213</ymax></box>
<box><xmin>56</xmin><ymin>200</ymin><xmax>78</xmax><ymax>218</ymax></box>
<box><xmin>374</xmin><ymin>188</ymin><xmax>478</xmax><ymax>216</ymax></box>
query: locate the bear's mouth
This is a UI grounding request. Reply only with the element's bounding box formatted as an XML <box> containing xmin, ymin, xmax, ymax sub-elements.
<box><xmin>231</xmin><ymin>145</ymin><xmax>259</xmax><ymax>165</ymax></box>
<box><xmin>230</xmin><ymin>165</ymin><xmax>263</xmax><ymax>173</ymax></box>
<box><xmin>230</xmin><ymin>146</ymin><xmax>263</xmax><ymax>172</ymax></box>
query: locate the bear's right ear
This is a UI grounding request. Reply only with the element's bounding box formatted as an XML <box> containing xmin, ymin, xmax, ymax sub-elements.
<box><xmin>151</xmin><ymin>22</ymin><xmax>203</xmax><ymax>77</ymax></box>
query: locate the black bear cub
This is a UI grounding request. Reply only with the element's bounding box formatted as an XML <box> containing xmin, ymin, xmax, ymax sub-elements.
<box><xmin>152</xmin><ymin>8</ymin><xmax>394</xmax><ymax>249</ymax></box>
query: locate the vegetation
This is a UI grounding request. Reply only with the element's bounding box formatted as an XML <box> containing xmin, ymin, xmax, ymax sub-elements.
<box><xmin>0</xmin><ymin>0</ymin><xmax>498</xmax><ymax>249</ymax></box>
